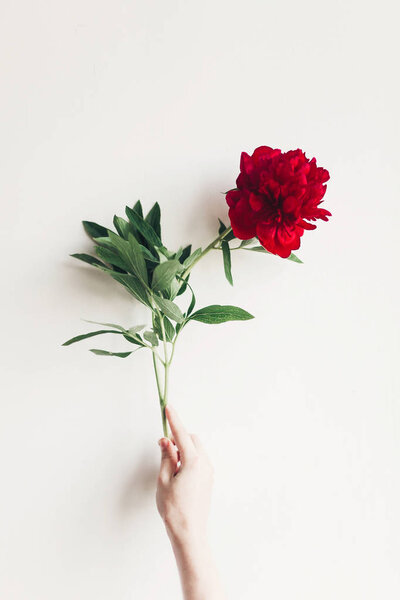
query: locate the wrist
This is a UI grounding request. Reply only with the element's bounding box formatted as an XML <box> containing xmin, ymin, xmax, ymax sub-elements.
<box><xmin>166</xmin><ymin>524</ymin><xmax>209</xmax><ymax>553</ymax></box>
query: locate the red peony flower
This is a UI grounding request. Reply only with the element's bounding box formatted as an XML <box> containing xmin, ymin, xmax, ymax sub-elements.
<box><xmin>226</xmin><ymin>146</ymin><xmax>331</xmax><ymax>258</ymax></box>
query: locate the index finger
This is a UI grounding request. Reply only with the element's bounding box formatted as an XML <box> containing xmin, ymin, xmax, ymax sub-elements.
<box><xmin>165</xmin><ymin>405</ymin><xmax>197</xmax><ymax>461</ymax></box>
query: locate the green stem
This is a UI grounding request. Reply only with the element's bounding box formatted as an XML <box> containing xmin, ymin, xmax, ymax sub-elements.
<box><xmin>182</xmin><ymin>226</ymin><xmax>232</xmax><ymax>277</ymax></box>
<box><xmin>159</xmin><ymin>311</ymin><xmax>169</xmax><ymax>364</ymax></box>
<box><xmin>152</xmin><ymin>351</ymin><xmax>168</xmax><ymax>436</ymax></box>
<box><xmin>159</xmin><ymin>314</ymin><xmax>170</xmax><ymax>437</ymax></box>
<box><xmin>161</xmin><ymin>398</ymin><xmax>168</xmax><ymax>438</ymax></box>
<box><xmin>150</xmin><ymin>308</ymin><xmax>172</xmax><ymax>438</ymax></box>
<box><xmin>152</xmin><ymin>351</ymin><xmax>163</xmax><ymax>399</ymax></box>
<box><xmin>168</xmin><ymin>337</ymin><xmax>178</xmax><ymax>365</ymax></box>
<box><xmin>152</xmin><ymin>225</ymin><xmax>233</xmax><ymax>437</ymax></box>
<box><xmin>163</xmin><ymin>361</ymin><xmax>170</xmax><ymax>427</ymax></box>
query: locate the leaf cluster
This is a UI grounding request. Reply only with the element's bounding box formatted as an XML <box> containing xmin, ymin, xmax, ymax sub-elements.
<box><xmin>64</xmin><ymin>202</ymin><xmax>254</xmax><ymax>357</ymax></box>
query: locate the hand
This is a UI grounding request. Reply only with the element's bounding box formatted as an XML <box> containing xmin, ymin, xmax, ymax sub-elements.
<box><xmin>156</xmin><ymin>405</ymin><xmax>214</xmax><ymax>545</ymax></box>
<box><xmin>156</xmin><ymin>406</ymin><xmax>226</xmax><ymax>600</ymax></box>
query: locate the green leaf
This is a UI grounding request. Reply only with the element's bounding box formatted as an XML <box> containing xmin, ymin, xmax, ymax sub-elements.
<box><xmin>239</xmin><ymin>238</ymin><xmax>257</xmax><ymax>247</ymax></box>
<box><xmin>179</xmin><ymin>245</ymin><xmax>192</xmax><ymax>264</ymax></box>
<box><xmin>218</xmin><ymin>218</ymin><xmax>227</xmax><ymax>234</ymax></box>
<box><xmin>183</xmin><ymin>248</ymin><xmax>202</xmax><ymax>269</ymax></box>
<box><xmin>153</xmin><ymin>314</ymin><xmax>175</xmax><ymax>342</ymax></box>
<box><xmin>70</xmin><ymin>253</ymin><xmax>108</xmax><ymax>270</ymax></box>
<box><xmin>127</xmin><ymin>233</ymin><xmax>149</xmax><ymax>281</ymax></box>
<box><xmin>163</xmin><ymin>317</ymin><xmax>175</xmax><ymax>342</ymax></box>
<box><xmin>287</xmin><ymin>252</ymin><xmax>303</xmax><ymax>264</ymax></box>
<box><xmin>143</xmin><ymin>330</ymin><xmax>159</xmax><ymax>346</ymax></box>
<box><xmin>81</xmin><ymin>320</ymin><xmax>146</xmax><ymax>343</ymax></box>
<box><xmin>152</xmin><ymin>259</ymin><xmax>183</xmax><ymax>292</ymax></box>
<box><xmin>217</xmin><ymin>218</ymin><xmax>235</xmax><ymax>241</ymax></box>
<box><xmin>95</xmin><ymin>246</ymin><xmax>128</xmax><ymax>271</ymax></box>
<box><xmin>174</xmin><ymin>247</ymin><xmax>184</xmax><ymax>261</ymax></box>
<box><xmin>186</xmin><ymin>286</ymin><xmax>196</xmax><ymax>316</ymax></box>
<box><xmin>125</xmin><ymin>205</ymin><xmax>163</xmax><ymax>249</ymax></box>
<box><xmin>82</xmin><ymin>221</ymin><xmax>108</xmax><ymax>239</ymax></box>
<box><xmin>221</xmin><ymin>241</ymin><xmax>233</xmax><ymax>286</ymax></box>
<box><xmin>154</xmin><ymin>296</ymin><xmax>184</xmax><ymax>323</ymax></box>
<box><xmin>224</xmin><ymin>230</ymin><xmax>236</xmax><ymax>242</ymax></box>
<box><xmin>110</xmin><ymin>272</ymin><xmax>151</xmax><ymax>306</ymax></box>
<box><xmin>168</xmin><ymin>279</ymin><xmax>181</xmax><ymax>300</ymax></box>
<box><xmin>127</xmin><ymin>325</ymin><xmax>146</xmax><ymax>335</ymax></box>
<box><xmin>132</xmin><ymin>200</ymin><xmax>143</xmax><ymax>217</ymax></box>
<box><xmin>82</xmin><ymin>319</ymin><xmax>126</xmax><ymax>331</ymax></box>
<box><xmin>157</xmin><ymin>246</ymin><xmax>175</xmax><ymax>260</ymax></box>
<box><xmin>246</xmin><ymin>246</ymin><xmax>269</xmax><ymax>253</ymax></box>
<box><xmin>176</xmin><ymin>275</ymin><xmax>189</xmax><ymax>296</ymax></box>
<box><xmin>89</xmin><ymin>348</ymin><xmax>134</xmax><ymax>358</ymax></box>
<box><xmin>189</xmin><ymin>305</ymin><xmax>254</xmax><ymax>324</ymax></box>
<box><xmin>108</xmin><ymin>231</ymin><xmax>148</xmax><ymax>283</ymax></box>
<box><xmin>62</xmin><ymin>329</ymin><xmax>124</xmax><ymax>346</ymax></box>
<box><xmin>245</xmin><ymin>246</ymin><xmax>303</xmax><ymax>263</ymax></box>
<box><xmin>122</xmin><ymin>333</ymin><xmax>146</xmax><ymax>346</ymax></box>
<box><xmin>145</xmin><ymin>202</ymin><xmax>161</xmax><ymax>239</ymax></box>
<box><xmin>152</xmin><ymin>313</ymin><xmax>162</xmax><ymax>338</ymax></box>
<box><xmin>91</xmin><ymin>236</ymin><xmax>116</xmax><ymax>250</ymax></box>
<box><xmin>113</xmin><ymin>215</ymin><xmax>133</xmax><ymax>239</ymax></box>
<box><xmin>139</xmin><ymin>244</ymin><xmax>159</xmax><ymax>263</ymax></box>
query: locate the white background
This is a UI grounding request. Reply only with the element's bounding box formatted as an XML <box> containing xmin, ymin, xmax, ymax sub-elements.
<box><xmin>1</xmin><ymin>1</ymin><xmax>399</xmax><ymax>598</ymax></box>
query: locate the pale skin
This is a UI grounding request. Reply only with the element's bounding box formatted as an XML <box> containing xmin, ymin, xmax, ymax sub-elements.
<box><xmin>156</xmin><ymin>405</ymin><xmax>226</xmax><ymax>600</ymax></box>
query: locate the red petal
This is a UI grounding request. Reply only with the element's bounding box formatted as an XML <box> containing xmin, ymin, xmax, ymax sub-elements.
<box><xmin>298</xmin><ymin>219</ymin><xmax>317</xmax><ymax>230</ymax></box>
<box><xmin>239</xmin><ymin>152</ymin><xmax>254</xmax><ymax>177</ymax></box>
<box><xmin>228</xmin><ymin>195</ymin><xmax>257</xmax><ymax>239</ymax></box>
<box><xmin>256</xmin><ymin>222</ymin><xmax>278</xmax><ymax>254</ymax></box>
<box><xmin>282</xmin><ymin>195</ymin><xmax>299</xmax><ymax>214</ymax></box>
<box><xmin>275</xmin><ymin>225</ymin><xmax>299</xmax><ymax>256</ymax></box>
<box><xmin>249</xmin><ymin>193</ymin><xmax>264</xmax><ymax>212</ymax></box>
<box><xmin>252</xmin><ymin>146</ymin><xmax>281</xmax><ymax>162</ymax></box>
<box><xmin>226</xmin><ymin>189</ymin><xmax>241</xmax><ymax>208</ymax></box>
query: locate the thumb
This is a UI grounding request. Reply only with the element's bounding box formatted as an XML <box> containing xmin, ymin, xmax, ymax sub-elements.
<box><xmin>158</xmin><ymin>438</ymin><xmax>178</xmax><ymax>484</ymax></box>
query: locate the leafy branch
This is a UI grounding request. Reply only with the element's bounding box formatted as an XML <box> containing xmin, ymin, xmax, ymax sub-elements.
<box><xmin>63</xmin><ymin>201</ymin><xmax>301</xmax><ymax>435</ymax></box>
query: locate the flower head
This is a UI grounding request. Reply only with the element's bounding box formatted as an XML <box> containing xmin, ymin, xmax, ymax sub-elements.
<box><xmin>226</xmin><ymin>146</ymin><xmax>331</xmax><ymax>258</ymax></box>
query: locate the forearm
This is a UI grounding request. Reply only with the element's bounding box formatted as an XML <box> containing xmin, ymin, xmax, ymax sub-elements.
<box><xmin>168</xmin><ymin>530</ymin><xmax>226</xmax><ymax>600</ymax></box>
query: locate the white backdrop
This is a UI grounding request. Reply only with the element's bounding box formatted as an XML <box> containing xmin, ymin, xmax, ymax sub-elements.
<box><xmin>1</xmin><ymin>1</ymin><xmax>399</xmax><ymax>598</ymax></box>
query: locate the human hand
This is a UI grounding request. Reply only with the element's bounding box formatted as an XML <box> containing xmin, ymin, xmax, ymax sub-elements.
<box><xmin>156</xmin><ymin>405</ymin><xmax>214</xmax><ymax>545</ymax></box>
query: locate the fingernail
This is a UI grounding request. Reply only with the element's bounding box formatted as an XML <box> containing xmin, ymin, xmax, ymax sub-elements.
<box><xmin>159</xmin><ymin>438</ymin><xmax>169</xmax><ymax>450</ymax></box>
